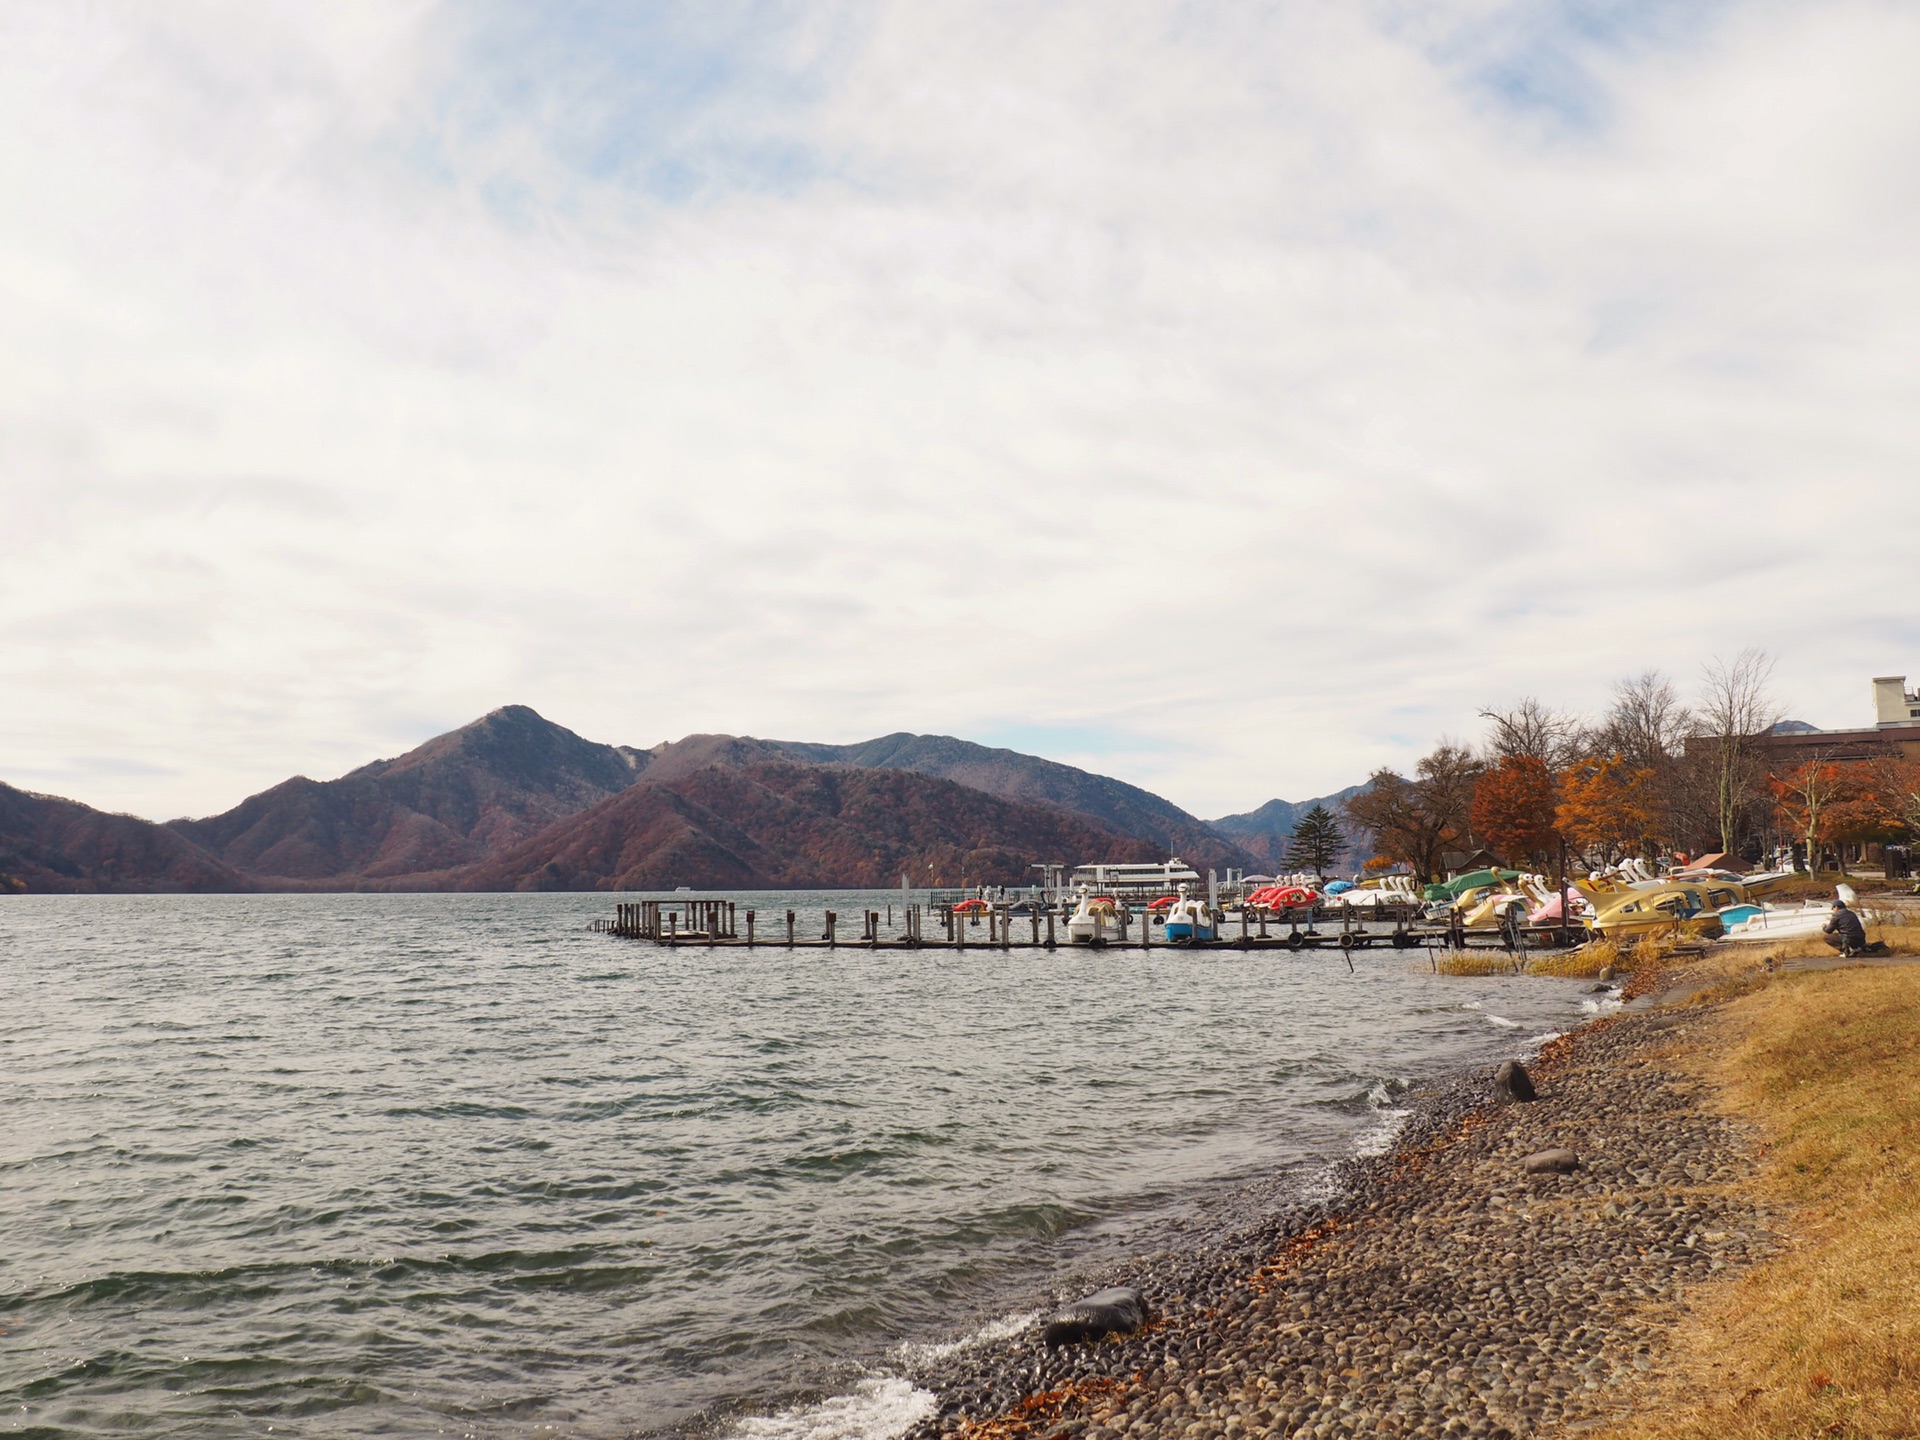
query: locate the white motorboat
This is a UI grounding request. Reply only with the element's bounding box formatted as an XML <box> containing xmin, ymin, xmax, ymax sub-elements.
<box><xmin>1716</xmin><ymin>896</ymin><xmax>1874</xmax><ymax>944</ymax></box>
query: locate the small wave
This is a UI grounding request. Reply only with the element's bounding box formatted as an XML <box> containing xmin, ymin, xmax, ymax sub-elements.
<box><xmin>1484</xmin><ymin>1015</ymin><xmax>1522</xmax><ymax>1030</ymax></box>
<box><xmin>1364</xmin><ymin>1078</ymin><xmax>1408</xmax><ymax>1109</ymax></box>
<box><xmin>1528</xmin><ymin>1031</ymin><xmax>1564</xmax><ymax>1047</ymax></box>
<box><xmin>1460</xmin><ymin>1001</ymin><xmax>1482</xmax><ymax>1010</ymax></box>
<box><xmin>1353</xmin><ymin>1108</ymin><xmax>1412</xmax><ymax>1159</ymax></box>
<box><xmin>893</xmin><ymin>1310</ymin><xmax>1036</xmax><ymax>1366</ymax></box>
<box><xmin>728</xmin><ymin>1377</ymin><xmax>934</xmax><ymax>1440</ymax></box>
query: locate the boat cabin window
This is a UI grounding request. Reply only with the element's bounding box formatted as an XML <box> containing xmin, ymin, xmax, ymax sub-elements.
<box><xmin>1707</xmin><ymin>889</ymin><xmax>1736</xmax><ymax>908</ymax></box>
<box><xmin>1684</xmin><ymin>890</ymin><xmax>1703</xmax><ymax>911</ymax></box>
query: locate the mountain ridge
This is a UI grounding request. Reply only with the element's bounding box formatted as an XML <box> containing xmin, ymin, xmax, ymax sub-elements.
<box><xmin>7</xmin><ymin>707</ymin><xmax>1288</xmax><ymax>892</ymax></box>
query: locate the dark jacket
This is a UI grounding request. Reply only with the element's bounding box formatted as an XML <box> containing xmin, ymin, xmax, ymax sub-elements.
<box><xmin>1825</xmin><ymin>905</ymin><xmax>1867</xmax><ymax>948</ymax></box>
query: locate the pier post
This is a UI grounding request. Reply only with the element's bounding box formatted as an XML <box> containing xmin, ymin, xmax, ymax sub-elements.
<box><xmin>1045</xmin><ymin>907</ymin><xmax>1056</xmax><ymax>949</ymax></box>
<box><xmin>1258</xmin><ymin>907</ymin><xmax>1268</xmax><ymax>939</ymax></box>
<box><xmin>1000</xmin><ymin>908</ymin><xmax>1010</xmax><ymax>950</ymax></box>
<box><xmin>668</xmin><ymin>913</ymin><xmax>678</xmax><ymax>943</ymax></box>
<box><xmin>786</xmin><ymin>910</ymin><xmax>795</xmax><ymax>946</ymax></box>
<box><xmin>826</xmin><ymin>911</ymin><xmax>837</xmax><ymax>947</ymax></box>
<box><xmin>955</xmin><ymin>910</ymin><xmax>965</xmax><ymax>952</ymax></box>
<box><xmin>1240</xmin><ymin>905</ymin><xmax>1249</xmax><ymax>947</ymax></box>
<box><xmin>746</xmin><ymin>910</ymin><xmax>756</xmax><ymax>946</ymax></box>
<box><xmin>1031</xmin><ymin>911</ymin><xmax>1040</xmax><ymax>946</ymax></box>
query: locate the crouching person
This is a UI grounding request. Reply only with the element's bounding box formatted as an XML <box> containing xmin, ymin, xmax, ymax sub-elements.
<box><xmin>1824</xmin><ymin>900</ymin><xmax>1869</xmax><ymax>956</ymax></box>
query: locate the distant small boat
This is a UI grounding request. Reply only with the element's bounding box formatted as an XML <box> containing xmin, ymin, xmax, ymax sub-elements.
<box><xmin>1162</xmin><ymin>884</ymin><xmax>1216</xmax><ymax>944</ymax></box>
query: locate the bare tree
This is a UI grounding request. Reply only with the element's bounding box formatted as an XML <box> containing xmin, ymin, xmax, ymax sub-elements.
<box><xmin>1478</xmin><ymin>697</ymin><xmax>1588</xmax><ymax>770</ymax></box>
<box><xmin>1598</xmin><ymin>671</ymin><xmax>1692</xmax><ymax>772</ymax></box>
<box><xmin>1695</xmin><ymin>649</ymin><xmax>1784</xmax><ymax>855</ymax></box>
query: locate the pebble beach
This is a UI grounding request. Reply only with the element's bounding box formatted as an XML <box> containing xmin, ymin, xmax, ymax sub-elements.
<box><xmin>899</xmin><ymin>989</ymin><xmax>1769</xmax><ymax>1440</ymax></box>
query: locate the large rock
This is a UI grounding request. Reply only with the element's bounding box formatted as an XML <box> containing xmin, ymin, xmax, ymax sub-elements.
<box><xmin>1041</xmin><ymin>1287</ymin><xmax>1148</xmax><ymax>1346</ymax></box>
<box><xmin>1522</xmin><ymin>1148</ymin><xmax>1579</xmax><ymax>1175</ymax></box>
<box><xmin>1493</xmin><ymin>1060</ymin><xmax>1537</xmax><ymax>1104</ymax></box>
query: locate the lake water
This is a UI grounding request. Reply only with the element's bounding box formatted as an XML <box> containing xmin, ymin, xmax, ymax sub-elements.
<box><xmin>0</xmin><ymin>893</ymin><xmax>1600</xmax><ymax>1439</ymax></box>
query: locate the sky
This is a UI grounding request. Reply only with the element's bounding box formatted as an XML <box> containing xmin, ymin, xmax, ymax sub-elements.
<box><xmin>4</xmin><ymin>0</ymin><xmax>1918</xmax><ymax>823</ymax></box>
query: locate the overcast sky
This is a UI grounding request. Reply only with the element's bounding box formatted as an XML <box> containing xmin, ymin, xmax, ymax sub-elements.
<box><xmin>4</xmin><ymin>0</ymin><xmax>1918</xmax><ymax>823</ymax></box>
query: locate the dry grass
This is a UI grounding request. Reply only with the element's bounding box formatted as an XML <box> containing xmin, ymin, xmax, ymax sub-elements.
<box><xmin>1434</xmin><ymin>953</ymin><xmax>1528</xmax><ymax>977</ymax></box>
<box><xmin>1526</xmin><ymin>932</ymin><xmax>1676</xmax><ymax>979</ymax></box>
<box><xmin>1431</xmin><ymin>932</ymin><xmax>1695</xmax><ymax>980</ymax></box>
<box><xmin>1588</xmin><ymin>964</ymin><xmax>1920</xmax><ymax>1440</ymax></box>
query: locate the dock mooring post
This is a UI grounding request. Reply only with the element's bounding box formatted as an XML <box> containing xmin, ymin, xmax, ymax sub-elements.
<box><xmin>825</xmin><ymin>910</ymin><xmax>837</xmax><ymax>947</ymax></box>
<box><xmin>785</xmin><ymin>910</ymin><xmax>795</xmax><ymax>946</ymax></box>
<box><xmin>1045</xmin><ymin>907</ymin><xmax>1056</xmax><ymax>949</ymax></box>
<box><xmin>746</xmin><ymin>910</ymin><xmax>756</xmax><ymax>946</ymax></box>
<box><xmin>1557</xmin><ymin>837</ymin><xmax>1570</xmax><ymax>949</ymax></box>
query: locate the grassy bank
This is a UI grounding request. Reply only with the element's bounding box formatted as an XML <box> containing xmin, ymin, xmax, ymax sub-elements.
<box><xmin>1591</xmin><ymin>962</ymin><xmax>1920</xmax><ymax>1439</ymax></box>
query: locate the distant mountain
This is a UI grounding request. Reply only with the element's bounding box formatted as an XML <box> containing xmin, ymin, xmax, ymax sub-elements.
<box><xmin>0</xmin><ymin>782</ymin><xmax>247</xmax><ymax>893</ymax></box>
<box><xmin>445</xmin><ymin>761</ymin><xmax>1158</xmax><ymax>891</ymax></box>
<box><xmin>5</xmin><ymin>709</ymin><xmax>1258</xmax><ymax>892</ymax></box>
<box><xmin>169</xmin><ymin>705</ymin><xmax>647</xmax><ymax>882</ymax></box>
<box><xmin>1208</xmin><ymin>784</ymin><xmax>1370</xmax><ymax>869</ymax></box>
<box><xmin>768</xmin><ymin>733</ymin><xmax>1255</xmax><ymax>873</ymax></box>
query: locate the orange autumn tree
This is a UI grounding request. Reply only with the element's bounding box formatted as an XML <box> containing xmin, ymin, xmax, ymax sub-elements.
<box><xmin>1826</xmin><ymin>763</ymin><xmax>1907</xmax><ymax>869</ymax></box>
<box><xmin>1470</xmin><ymin>755</ymin><xmax>1561</xmax><ymax>869</ymax></box>
<box><xmin>1771</xmin><ymin>756</ymin><xmax>1856</xmax><ymax>874</ymax></box>
<box><xmin>1555</xmin><ymin>755</ymin><xmax>1659</xmax><ymax>864</ymax></box>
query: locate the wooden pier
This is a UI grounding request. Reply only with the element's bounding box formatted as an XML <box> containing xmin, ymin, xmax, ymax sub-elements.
<box><xmin>592</xmin><ymin>899</ymin><xmax>1586</xmax><ymax>954</ymax></box>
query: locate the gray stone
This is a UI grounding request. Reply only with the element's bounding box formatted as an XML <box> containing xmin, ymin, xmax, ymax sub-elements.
<box><xmin>1044</xmin><ymin>1287</ymin><xmax>1150</xmax><ymax>1346</ymax></box>
<box><xmin>1493</xmin><ymin>1060</ymin><xmax>1536</xmax><ymax>1104</ymax></box>
<box><xmin>1523</xmin><ymin>1149</ymin><xmax>1580</xmax><ymax>1175</ymax></box>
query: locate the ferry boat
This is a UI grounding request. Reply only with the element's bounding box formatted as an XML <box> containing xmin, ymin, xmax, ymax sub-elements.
<box><xmin>1067</xmin><ymin>858</ymin><xmax>1202</xmax><ymax>902</ymax></box>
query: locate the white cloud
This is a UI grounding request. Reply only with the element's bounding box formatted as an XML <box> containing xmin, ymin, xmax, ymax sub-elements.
<box><xmin>2</xmin><ymin>0</ymin><xmax>1918</xmax><ymax>821</ymax></box>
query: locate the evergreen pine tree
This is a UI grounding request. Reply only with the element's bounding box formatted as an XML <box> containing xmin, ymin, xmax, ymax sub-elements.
<box><xmin>1285</xmin><ymin>803</ymin><xmax>1345</xmax><ymax>881</ymax></box>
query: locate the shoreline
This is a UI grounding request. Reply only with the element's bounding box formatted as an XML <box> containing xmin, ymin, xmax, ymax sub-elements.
<box><xmin>886</xmin><ymin>988</ymin><xmax>1766</xmax><ymax>1440</ymax></box>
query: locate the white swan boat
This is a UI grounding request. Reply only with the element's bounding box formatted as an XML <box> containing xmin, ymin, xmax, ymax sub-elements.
<box><xmin>1065</xmin><ymin>886</ymin><xmax>1129</xmax><ymax>945</ymax></box>
<box><xmin>1162</xmin><ymin>884</ymin><xmax>1216</xmax><ymax>943</ymax></box>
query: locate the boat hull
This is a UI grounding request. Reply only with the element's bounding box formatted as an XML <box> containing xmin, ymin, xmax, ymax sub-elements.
<box><xmin>1163</xmin><ymin>921</ymin><xmax>1215</xmax><ymax>943</ymax></box>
